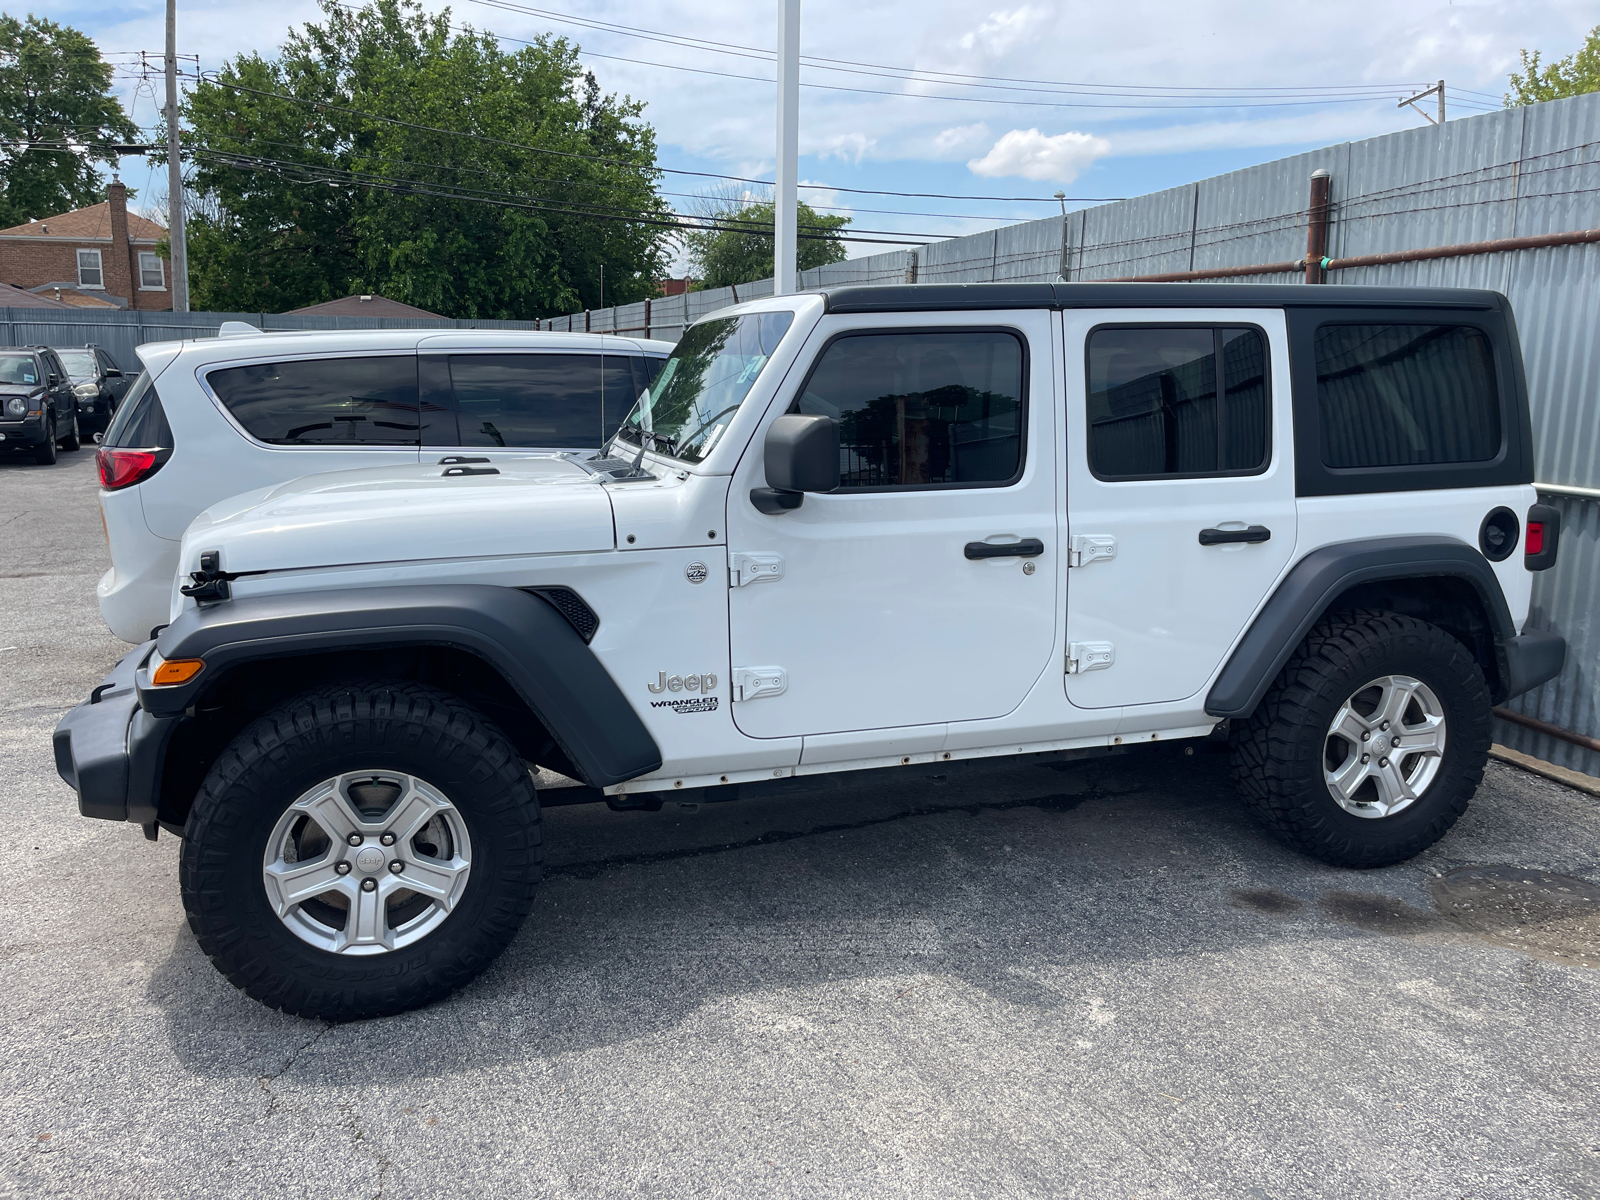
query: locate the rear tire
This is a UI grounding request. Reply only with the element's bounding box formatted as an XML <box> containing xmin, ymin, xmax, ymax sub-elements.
<box><xmin>1230</xmin><ymin>609</ymin><xmax>1492</xmax><ymax>868</ymax></box>
<box><xmin>180</xmin><ymin>682</ymin><xmax>543</xmax><ymax>1019</ymax></box>
<box><xmin>33</xmin><ymin>419</ymin><xmax>56</xmax><ymax>465</ymax></box>
<box><xmin>59</xmin><ymin>413</ymin><xmax>80</xmax><ymax>451</ymax></box>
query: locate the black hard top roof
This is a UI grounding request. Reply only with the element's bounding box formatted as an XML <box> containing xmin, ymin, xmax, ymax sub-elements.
<box><xmin>819</xmin><ymin>282</ymin><xmax>1507</xmax><ymax>314</ymax></box>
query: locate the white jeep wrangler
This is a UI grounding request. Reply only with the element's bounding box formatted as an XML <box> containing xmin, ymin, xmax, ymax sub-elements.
<box><xmin>55</xmin><ymin>283</ymin><xmax>1565</xmax><ymax>1020</ymax></box>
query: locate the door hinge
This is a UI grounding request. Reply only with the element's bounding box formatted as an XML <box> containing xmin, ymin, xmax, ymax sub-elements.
<box><xmin>732</xmin><ymin>666</ymin><xmax>788</xmax><ymax>701</ymax></box>
<box><xmin>729</xmin><ymin>552</ymin><xmax>785</xmax><ymax>587</ymax></box>
<box><xmin>1067</xmin><ymin>534</ymin><xmax>1117</xmax><ymax>568</ymax></box>
<box><xmin>1065</xmin><ymin>642</ymin><xmax>1115</xmax><ymax>674</ymax></box>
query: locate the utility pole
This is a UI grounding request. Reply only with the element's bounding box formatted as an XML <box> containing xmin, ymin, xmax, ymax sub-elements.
<box><xmin>773</xmin><ymin>0</ymin><xmax>800</xmax><ymax>295</ymax></box>
<box><xmin>1398</xmin><ymin>79</ymin><xmax>1445</xmax><ymax>125</ymax></box>
<box><xmin>164</xmin><ymin>0</ymin><xmax>189</xmax><ymax>311</ymax></box>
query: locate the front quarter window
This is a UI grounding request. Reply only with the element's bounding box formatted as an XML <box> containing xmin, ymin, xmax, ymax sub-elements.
<box><xmin>613</xmin><ymin>311</ymin><xmax>793</xmax><ymax>464</ymax></box>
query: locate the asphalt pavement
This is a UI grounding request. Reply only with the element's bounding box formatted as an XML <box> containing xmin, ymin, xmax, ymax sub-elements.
<box><xmin>2</xmin><ymin>449</ymin><xmax>1598</xmax><ymax>1200</ymax></box>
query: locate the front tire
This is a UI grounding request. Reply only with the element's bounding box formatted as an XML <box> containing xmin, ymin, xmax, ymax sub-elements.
<box><xmin>1230</xmin><ymin>610</ymin><xmax>1492</xmax><ymax>868</ymax></box>
<box><xmin>180</xmin><ymin>682</ymin><xmax>542</xmax><ymax>1019</ymax></box>
<box><xmin>33</xmin><ymin>419</ymin><xmax>56</xmax><ymax>464</ymax></box>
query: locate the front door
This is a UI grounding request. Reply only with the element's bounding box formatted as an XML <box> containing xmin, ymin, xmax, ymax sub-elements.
<box><xmin>1062</xmin><ymin>309</ymin><xmax>1298</xmax><ymax>709</ymax></box>
<box><xmin>725</xmin><ymin>311</ymin><xmax>1060</xmax><ymax>740</ymax></box>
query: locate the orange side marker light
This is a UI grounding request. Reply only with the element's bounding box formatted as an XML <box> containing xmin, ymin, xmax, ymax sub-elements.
<box><xmin>152</xmin><ymin>658</ymin><xmax>204</xmax><ymax>686</ymax></box>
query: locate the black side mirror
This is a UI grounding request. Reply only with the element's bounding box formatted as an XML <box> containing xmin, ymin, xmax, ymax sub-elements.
<box><xmin>750</xmin><ymin>414</ymin><xmax>839</xmax><ymax>514</ymax></box>
<box><xmin>104</xmin><ymin>368</ymin><xmax>122</xmax><ymax>378</ymax></box>
<box><xmin>47</xmin><ymin>373</ymin><xmax>60</xmax><ymax>388</ymax></box>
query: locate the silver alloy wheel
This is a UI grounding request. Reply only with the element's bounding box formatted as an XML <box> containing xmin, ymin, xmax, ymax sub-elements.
<box><xmin>1323</xmin><ymin>674</ymin><xmax>1447</xmax><ymax>818</ymax></box>
<box><xmin>262</xmin><ymin>771</ymin><xmax>472</xmax><ymax>955</ymax></box>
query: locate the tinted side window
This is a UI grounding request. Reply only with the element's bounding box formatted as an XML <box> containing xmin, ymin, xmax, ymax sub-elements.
<box><xmin>102</xmin><ymin>372</ymin><xmax>172</xmax><ymax>448</ymax></box>
<box><xmin>795</xmin><ymin>330</ymin><xmax>1025</xmax><ymax>488</ymax></box>
<box><xmin>1315</xmin><ymin>325</ymin><xmax>1500</xmax><ymax>468</ymax></box>
<box><xmin>602</xmin><ymin>355</ymin><xmax>641</xmax><ymax>441</ymax></box>
<box><xmin>1087</xmin><ymin>326</ymin><xmax>1269</xmax><ymax>479</ymax></box>
<box><xmin>208</xmin><ymin>356</ymin><xmax>419</xmax><ymax>445</ymax></box>
<box><xmin>445</xmin><ymin>354</ymin><xmax>601</xmax><ymax>449</ymax></box>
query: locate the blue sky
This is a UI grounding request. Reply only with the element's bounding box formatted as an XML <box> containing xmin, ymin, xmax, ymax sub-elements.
<box><xmin>51</xmin><ymin>0</ymin><xmax>1599</xmax><ymax>268</ymax></box>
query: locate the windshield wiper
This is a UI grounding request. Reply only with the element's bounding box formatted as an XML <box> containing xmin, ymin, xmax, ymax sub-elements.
<box><xmin>630</xmin><ymin>427</ymin><xmax>677</xmax><ymax>471</ymax></box>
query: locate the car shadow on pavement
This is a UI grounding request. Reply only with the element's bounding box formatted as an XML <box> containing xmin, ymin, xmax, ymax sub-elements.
<box><xmin>140</xmin><ymin>746</ymin><xmax>1591</xmax><ymax>1085</ymax></box>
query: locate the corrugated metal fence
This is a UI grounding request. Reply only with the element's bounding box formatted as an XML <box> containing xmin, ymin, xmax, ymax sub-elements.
<box><xmin>8</xmin><ymin>92</ymin><xmax>1599</xmax><ymax>774</ymax></box>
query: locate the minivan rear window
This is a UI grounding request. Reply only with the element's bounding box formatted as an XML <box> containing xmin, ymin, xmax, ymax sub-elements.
<box><xmin>208</xmin><ymin>356</ymin><xmax>420</xmax><ymax>445</ymax></box>
<box><xmin>1315</xmin><ymin>325</ymin><xmax>1501</xmax><ymax>468</ymax></box>
<box><xmin>102</xmin><ymin>371</ymin><xmax>172</xmax><ymax>448</ymax></box>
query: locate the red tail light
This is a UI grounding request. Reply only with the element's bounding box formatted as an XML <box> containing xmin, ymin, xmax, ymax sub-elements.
<box><xmin>96</xmin><ymin>447</ymin><xmax>160</xmax><ymax>490</ymax></box>
<box><xmin>1525</xmin><ymin>522</ymin><xmax>1545</xmax><ymax>556</ymax></box>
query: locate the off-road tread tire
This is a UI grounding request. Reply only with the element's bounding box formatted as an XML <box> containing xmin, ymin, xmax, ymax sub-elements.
<box><xmin>180</xmin><ymin>681</ymin><xmax>542</xmax><ymax>1020</ymax></box>
<box><xmin>1230</xmin><ymin>609</ymin><xmax>1491</xmax><ymax>868</ymax></box>
<box><xmin>33</xmin><ymin>419</ymin><xmax>56</xmax><ymax>464</ymax></box>
<box><xmin>59</xmin><ymin>414</ymin><xmax>80</xmax><ymax>451</ymax></box>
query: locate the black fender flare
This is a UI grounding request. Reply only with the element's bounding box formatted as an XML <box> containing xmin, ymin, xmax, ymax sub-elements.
<box><xmin>1205</xmin><ymin>535</ymin><xmax>1522</xmax><ymax>720</ymax></box>
<box><xmin>143</xmin><ymin>585</ymin><xmax>662</xmax><ymax>788</ymax></box>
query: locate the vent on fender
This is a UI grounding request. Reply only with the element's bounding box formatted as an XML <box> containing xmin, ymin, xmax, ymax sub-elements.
<box><xmin>523</xmin><ymin>586</ymin><xmax>600</xmax><ymax>643</ymax></box>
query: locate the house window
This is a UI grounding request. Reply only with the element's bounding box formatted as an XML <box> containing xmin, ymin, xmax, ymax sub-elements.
<box><xmin>138</xmin><ymin>252</ymin><xmax>165</xmax><ymax>290</ymax></box>
<box><xmin>76</xmin><ymin>249</ymin><xmax>104</xmax><ymax>289</ymax></box>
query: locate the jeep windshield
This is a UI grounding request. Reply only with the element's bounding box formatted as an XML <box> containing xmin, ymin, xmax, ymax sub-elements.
<box><xmin>611</xmin><ymin>311</ymin><xmax>793</xmax><ymax>464</ymax></box>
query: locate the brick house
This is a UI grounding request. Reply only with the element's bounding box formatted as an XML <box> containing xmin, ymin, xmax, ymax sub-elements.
<box><xmin>0</xmin><ymin>180</ymin><xmax>171</xmax><ymax>311</ymax></box>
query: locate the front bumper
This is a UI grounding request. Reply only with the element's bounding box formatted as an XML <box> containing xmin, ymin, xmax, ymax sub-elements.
<box><xmin>0</xmin><ymin>417</ymin><xmax>46</xmax><ymax>447</ymax></box>
<box><xmin>53</xmin><ymin>641</ymin><xmax>181</xmax><ymax>824</ymax></box>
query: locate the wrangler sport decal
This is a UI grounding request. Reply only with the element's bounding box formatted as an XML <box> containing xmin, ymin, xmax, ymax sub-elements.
<box><xmin>651</xmin><ymin>695</ymin><xmax>719</xmax><ymax>714</ymax></box>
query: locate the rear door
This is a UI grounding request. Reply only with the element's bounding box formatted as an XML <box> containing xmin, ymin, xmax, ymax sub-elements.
<box><xmin>419</xmin><ymin>351</ymin><xmax>646</xmax><ymax>464</ymax></box>
<box><xmin>1062</xmin><ymin>308</ymin><xmax>1297</xmax><ymax>709</ymax></box>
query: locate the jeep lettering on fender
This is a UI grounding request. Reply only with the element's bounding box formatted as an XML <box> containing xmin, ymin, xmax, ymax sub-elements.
<box><xmin>52</xmin><ymin>283</ymin><xmax>1565</xmax><ymax>1020</ymax></box>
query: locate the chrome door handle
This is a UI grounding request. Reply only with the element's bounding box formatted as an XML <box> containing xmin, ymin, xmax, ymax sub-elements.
<box><xmin>1198</xmin><ymin>525</ymin><xmax>1271</xmax><ymax>546</ymax></box>
<box><xmin>965</xmin><ymin>538</ymin><xmax>1045</xmax><ymax>559</ymax></box>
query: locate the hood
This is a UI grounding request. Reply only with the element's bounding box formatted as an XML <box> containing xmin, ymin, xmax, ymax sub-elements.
<box><xmin>183</xmin><ymin>455</ymin><xmax>616</xmax><ymax>575</ymax></box>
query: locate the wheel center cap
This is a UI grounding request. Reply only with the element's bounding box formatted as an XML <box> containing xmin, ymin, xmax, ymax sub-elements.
<box><xmin>354</xmin><ymin>846</ymin><xmax>386</xmax><ymax>874</ymax></box>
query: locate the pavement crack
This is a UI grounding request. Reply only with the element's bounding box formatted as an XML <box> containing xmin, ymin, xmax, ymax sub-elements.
<box><xmin>547</xmin><ymin>782</ymin><xmax>1131</xmax><ymax>881</ymax></box>
<box><xmin>257</xmin><ymin>1023</ymin><xmax>332</xmax><ymax>1116</ymax></box>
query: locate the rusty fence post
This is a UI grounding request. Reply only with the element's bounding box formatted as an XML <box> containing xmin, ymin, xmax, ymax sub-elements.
<box><xmin>1305</xmin><ymin>168</ymin><xmax>1332</xmax><ymax>284</ymax></box>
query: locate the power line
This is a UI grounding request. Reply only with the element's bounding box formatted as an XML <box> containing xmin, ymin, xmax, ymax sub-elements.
<box><xmin>462</xmin><ymin>0</ymin><xmax>1432</xmax><ymax>101</ymax></box>
<box><xmin>199</xmin><ymin>76</ymin><xmax>1118</xmax><ymax>204</ymax></box>
<box><xmin>191</xmin><ymin>148</ymin><xmax>939</xmax><ymax>243</ymax></box>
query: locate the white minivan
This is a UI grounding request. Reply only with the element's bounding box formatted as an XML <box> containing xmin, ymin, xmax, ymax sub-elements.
<box><xmin>95</xmin><ymin>327</ymin><xmax>672</xmax><ymax>641</ymax></box>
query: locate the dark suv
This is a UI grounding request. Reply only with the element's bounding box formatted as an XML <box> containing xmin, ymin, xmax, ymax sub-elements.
<box><xmin>56</xmin><ymin>345</ymin><xmax>131</xmax><ymax>438</ymax></box>
<box><xmin>0</xmin><ymin>346</ymin><xmax>80</xmax><ymax>464</ymax></box>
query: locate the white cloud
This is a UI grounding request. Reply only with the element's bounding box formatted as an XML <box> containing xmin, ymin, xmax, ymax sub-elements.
<box><xmin>967</xmin><ymin>128</ymin><xmax>1112</xmax><ymax>182</ymax></box>
<box><xmin>814</xmin><ymin>132</ymin><xmax>877</xmax><ymax>163</ymax></box>
<box><xmin>932</xmin><ymin>123</ymin><xmax>992</xmax><ymax>158</ymax></box>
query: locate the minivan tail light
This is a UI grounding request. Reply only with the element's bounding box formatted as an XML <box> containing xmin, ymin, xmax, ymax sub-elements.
<box><xmin>96</xmin><ymin>446</ymin><xmax>162</xmax><ymax>490</ymax></box>
<box><xmin>1525</xmin><ymin>502</ymin><xmax>1560</xmax><ymax>571</ymax></box>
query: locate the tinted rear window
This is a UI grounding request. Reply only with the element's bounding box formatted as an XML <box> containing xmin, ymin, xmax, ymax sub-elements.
<box><xmin>208</xmin><ymin>356</ymin><xmax>419</xmax><ymax>445</ymax></box>
<box><xmin>1315</xmin><ymin>325</ymin><xmax>1501</xmax><ymax>468</ymax></box>
<box><xmin>102</xmin><ymin>371</ymin><xmax>172</xmax><ymax>448</ymax></box>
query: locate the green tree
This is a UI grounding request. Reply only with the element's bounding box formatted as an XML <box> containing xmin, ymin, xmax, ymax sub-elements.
<box><xmin>182</xmin><ymin>0</ymin><xmax>669</xmax><ymax>317</ymax></box>
<box><xmin>0</xmin><ymin>15</ymin><xmax>138</xmax><ymax>227</ymax></box>
<box><xmin>683</xmin><ymin>194</ymin><xmax>850</xmax><ymax>289</ymax></box>
<box><xmin>1506</xmin><ymin>26</ymin><xmax>1600</xmax><ymax>106</ymax></box>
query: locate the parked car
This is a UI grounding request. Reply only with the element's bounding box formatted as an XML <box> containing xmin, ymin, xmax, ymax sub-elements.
<box><xmin>94</xmin><ymin>327</ymin><xmax>672</xmax><ymax>641</ymax></box>
<box><xmin>55</xmin><ymin>283</ymin><xmax>1564</xmax><ymax>1021</ymax></box>
<box><xmin>0</xmin><ymin>345</ymin><xmax>81</xmax><ymax>463</ymax></box>
<box><xmin>56</xmin><ymin>345</ymin><xmax>132</xmax><ymax>438</ymax></box>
